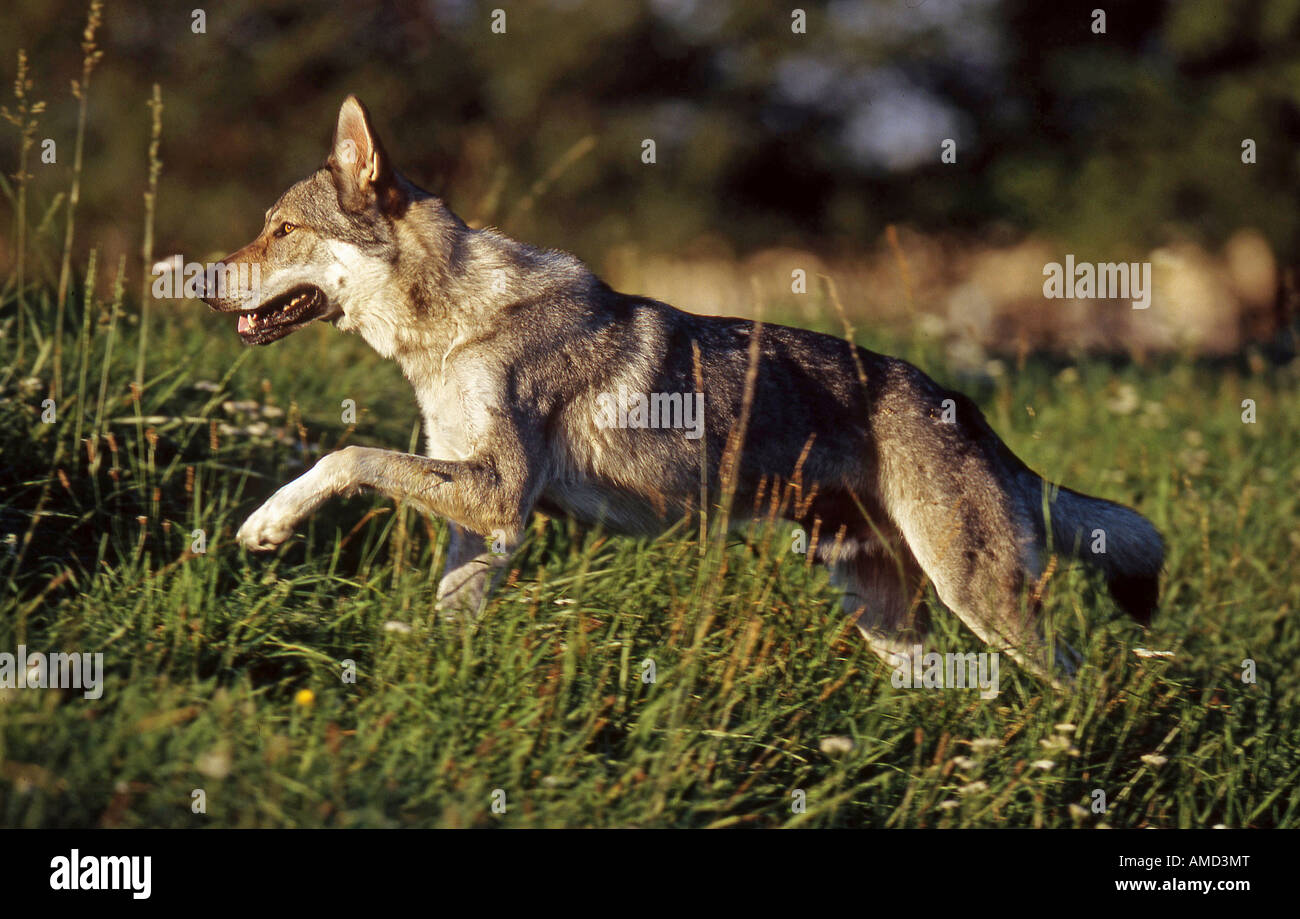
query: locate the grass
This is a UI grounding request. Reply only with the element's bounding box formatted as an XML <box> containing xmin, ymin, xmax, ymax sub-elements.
<box><xmin>1</xmin><ymin>274</ymin><xmax>1298</xmax><ymax>828</ymax></box>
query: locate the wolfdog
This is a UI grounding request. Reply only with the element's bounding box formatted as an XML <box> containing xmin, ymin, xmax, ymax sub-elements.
<box><xmin>202</xmin><ymin>96</ymin><xmax>1164</xmax><ymax>684</ymax></box>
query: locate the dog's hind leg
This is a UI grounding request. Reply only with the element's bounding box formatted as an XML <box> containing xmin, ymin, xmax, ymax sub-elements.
<box><xmin>829</xmin><ymin>541</ymin><xmax>931</xmax><ymax>667</ymax></box>
<box><xmin>880</xmin><ymin>467</ymin><xmax>1067</xmax><ymax>688</ymax></box>
<box><xmin>867</xmin><ymin>380</ymin><xmax>1074</xmax><ymax>688</ymax></box>
<box><xmin>436</xmin><ymin>523</ymin><xmax>513</xmax><ymax>620</ymax></box>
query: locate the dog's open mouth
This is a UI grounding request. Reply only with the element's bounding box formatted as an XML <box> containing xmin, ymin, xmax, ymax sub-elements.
<box><xmin>235</xmin><ymin>285</ymin><xmax>330</xmax><ymax>345</ymax></box>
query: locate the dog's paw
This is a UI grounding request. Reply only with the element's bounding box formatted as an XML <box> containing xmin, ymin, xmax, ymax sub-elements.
<box><xmin>236</xmin><ymin>505</ymin><xmax>297</xmax><ymax>552</ymax></box>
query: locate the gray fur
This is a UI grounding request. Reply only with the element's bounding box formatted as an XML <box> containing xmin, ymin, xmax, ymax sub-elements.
<box><xmin>202</xmin><ymin>96</ymin><xmax>1165</xmax><ymax>686</ymax></box>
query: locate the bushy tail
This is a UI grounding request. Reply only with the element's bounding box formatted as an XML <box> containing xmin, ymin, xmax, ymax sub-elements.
<box><xmin>1043</xmin><ymin>485</ymin><xmax>1164</xmax><ymax>624</ymax></box>
<box><xmin>869</xmin><ymin>371</ymin><xmax>1163</xmax><ymax>682</ymax></box>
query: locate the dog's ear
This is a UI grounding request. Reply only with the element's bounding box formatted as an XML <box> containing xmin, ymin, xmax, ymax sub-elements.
<box><xmin>328</xmin><ymin>95</ymin><xmax>405</xmax><ymax>214</ymax></box>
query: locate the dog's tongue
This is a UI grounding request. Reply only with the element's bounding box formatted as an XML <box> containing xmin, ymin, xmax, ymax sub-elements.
<box><xmin>237</xmin><ymin>314</ymin><xmax>251</xmax><ymax>334</ymax></box>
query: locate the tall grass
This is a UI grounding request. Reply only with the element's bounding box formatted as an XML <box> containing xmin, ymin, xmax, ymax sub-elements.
<box><xmin>51</xmin><ymin>0</ymin><xmax>103</xmax><ymax>401</ymax></box>
<box><xmin>0</xmin><ymin>50</ymin><xmax>44</xmax><ymax>369</ymax></box>
<box><xmin>135</xmin><ymin>83</ymin><xmax>162</xmax><ymax>389</ymax></box>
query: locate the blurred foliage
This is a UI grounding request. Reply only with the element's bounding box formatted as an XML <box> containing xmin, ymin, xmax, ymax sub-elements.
<box><xmin>2</xmin><ymin>0</ymin><xmax>1300</xmax><ymax>278</ymax></box>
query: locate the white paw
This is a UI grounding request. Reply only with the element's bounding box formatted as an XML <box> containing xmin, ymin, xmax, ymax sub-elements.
<box><xmin>236</xmin><ymin>502</ymin><xmax>298</xmax><ymax>552</ymax></box>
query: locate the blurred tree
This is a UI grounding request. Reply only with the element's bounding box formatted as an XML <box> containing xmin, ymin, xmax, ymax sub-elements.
<box><xmin>1</xmin><ymin>0</ymin><xmax>1297</xmax><ymax>283</ymax></box>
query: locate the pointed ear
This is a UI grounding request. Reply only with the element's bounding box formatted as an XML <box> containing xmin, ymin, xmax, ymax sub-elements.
<box><xmin>328</xmin><ymin>95</ymin><xmax>405</xmax><ymax>213</ymax></box>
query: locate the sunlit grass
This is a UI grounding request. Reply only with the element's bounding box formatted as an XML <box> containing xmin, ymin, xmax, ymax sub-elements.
<box><xmin>1</xmin><ymin>276</ymin><xmax>1297</xmax><ymax>828</ymax></box>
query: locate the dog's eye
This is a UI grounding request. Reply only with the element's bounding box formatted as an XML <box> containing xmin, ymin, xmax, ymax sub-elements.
<box><xmin>275</xmin><ymin>222</ymin><xmax>297</xmax><ymax>238</ymax></box>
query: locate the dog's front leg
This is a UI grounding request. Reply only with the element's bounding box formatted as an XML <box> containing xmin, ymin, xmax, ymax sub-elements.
<box><xmin>236</xmin><ymin>456</ymin><xmax>346</xmax><ymax>551</ymax></box>
<box><xmin>236</xmin><ymin>445</ymin><xmax>532</xmax><ymax>553</ymax></box>
<box><xmin>435</xmin><ymin>522</ymin><xmax>516</xmax><ymax>619</ymax></box>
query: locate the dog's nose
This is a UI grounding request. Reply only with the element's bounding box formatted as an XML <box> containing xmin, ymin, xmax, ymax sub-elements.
<box><xmin>198</xmin><ymin>258</ymin><xmax>241</xmax><ymax>310</ymax></box>
<box><xmin>198</xmin><ymin>277</ymin><xmax>220</xmax><ymax>308</ymax></box>
<box><xmin>198</xmin><ymin>263</ymin><xmax>223</xmax><ymax>305</ymax></box>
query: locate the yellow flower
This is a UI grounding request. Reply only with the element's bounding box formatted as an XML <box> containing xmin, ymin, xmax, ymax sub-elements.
<box><xmin>294</xmin><ymin>689</ymin><xmax>315</xmax><ymax>707</ymax></box>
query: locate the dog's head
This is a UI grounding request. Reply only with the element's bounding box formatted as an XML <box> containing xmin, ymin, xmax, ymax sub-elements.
<box><xmin>202</xmin><ymin>96</ymin><xmax>415</xmax><ymax>346</ymax></box>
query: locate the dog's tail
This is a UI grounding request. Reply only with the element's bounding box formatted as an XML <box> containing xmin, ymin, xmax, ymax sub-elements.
<box><xmin>1040</xmin><ymin>484</ymin><xmax>1164</xmax><ymax>625</ymax></box>
<box><xmin>871</xmin><ymin>372</ymin><xmax>1164</xmax><ymax>658</ymax></box>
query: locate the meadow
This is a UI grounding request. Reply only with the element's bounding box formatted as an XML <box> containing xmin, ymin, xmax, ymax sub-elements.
<box><xmin>2</xmin><ymin>255</ymin><xmax>1298</xmax><ymax>827</ymax></box>
<box><xmin>1</xmin><ymin>4</ymin><xmax>1298</xmax><ymax>828</ymax></box>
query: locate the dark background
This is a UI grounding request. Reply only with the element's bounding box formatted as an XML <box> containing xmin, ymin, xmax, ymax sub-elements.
<box><xmin>3</xmin><ymin>0</ymin><xmax>1299</xmax><ymax>309</ymax></box>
